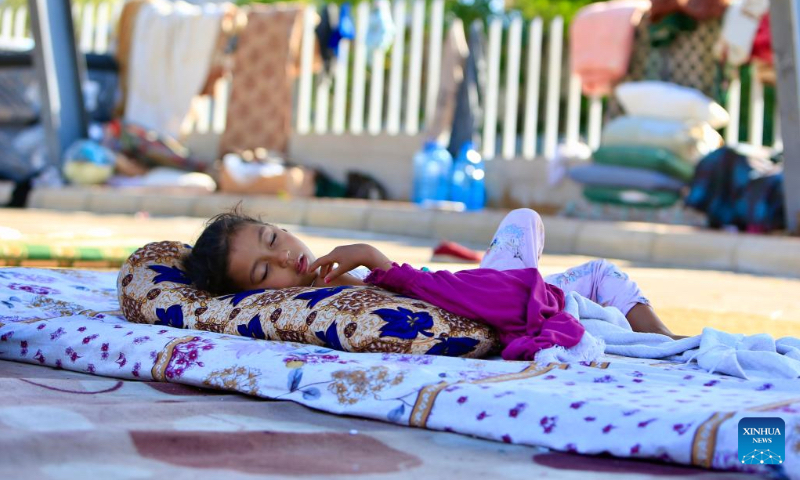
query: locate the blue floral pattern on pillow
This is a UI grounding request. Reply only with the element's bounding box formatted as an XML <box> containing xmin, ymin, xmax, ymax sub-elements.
<box><xmin>148</xmin><ymin>265</ymin><xmax>192</xmax><ymax>285</ymax></box>
<box><xmin>374</xmin><ymin>307</ymin><xmax>434</xmax><ymax>339</ymax></box>
<box><xmin>237</xmin><ymin>314</ymin><xmax>268</xmax><ymax>340</ymax></box>
<box><xmin>315</xmin><ymin>322</ymin><xmax>345</xmax><ymax>350</ymax></box>
<box><xmin>425</xmin><ymin>336</ymin><xmax>480</xmax><ymax>356</ymax></box>
<box><xmin>294</xmin><ymin>286</ymin><xmax>352</xmax><ymax>308</ymax></box>
<box><xmin>155</xmin><ymin>304</ymin><xmax>184</xmax><ymax>329</ymax></box>
<box><xmin>118</xmin><ymin>241</ymin><xmax>498</xmax><ymax>358</ymax></box>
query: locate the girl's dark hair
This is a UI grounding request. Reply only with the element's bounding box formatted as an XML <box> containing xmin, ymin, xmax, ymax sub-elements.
<box><xmin>183</xmin><ymin>208</ymin><xmax>265</xmax><ymax>295</ymax></box>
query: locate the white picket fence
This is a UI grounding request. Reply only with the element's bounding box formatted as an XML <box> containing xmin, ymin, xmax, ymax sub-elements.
<box><xmin>0</xmin><ymin>1</ymin><xmax>122</xmax><ymax>53</ymax></box>
<box><xmin>292</xmin><ymin>0</ymin><xmax>782</xmax><ymax>160</ymax></box>
<box><xmin>0</xmin><ymin>0</ymin><xmax>781</xmax><ymax>159</ymax></box>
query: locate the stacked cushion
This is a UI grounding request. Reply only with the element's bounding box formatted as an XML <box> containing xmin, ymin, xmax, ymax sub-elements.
<box><xmin>592</xmin><ymin>145</ymin><xmax>696</xmax><ymax>182</ymax></box>
<box><xmin>583</xmin><ymin>186</ymin><xmax>680</xmax><ymax>208</ymax></box>
<box><xmin>600</xmin><ymin>115</ymin><xmax>723</xmax><ymax>163</ymax></box>
<box><xmin>572</xmin><ymin>81</ymin><xmax>728</xmax><ymax>209</ymax></box>
<box><xmin>615</xmin><ymin>81</ymin><xmax>730</xmax><ymax>128</ymax></box>
<box><xmin>568</xmin><ymin>164</ymin><xmax>686</xmax><ymax>191</ymax></box>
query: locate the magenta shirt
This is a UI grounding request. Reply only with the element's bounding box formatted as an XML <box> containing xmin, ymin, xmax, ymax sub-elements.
<box><xmin>365</xmin><ymin>263</ymin><xmax>585</xmax><ymax>361</ymax></box>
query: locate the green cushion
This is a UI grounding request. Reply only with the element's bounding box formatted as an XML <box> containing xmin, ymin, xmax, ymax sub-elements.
<box><xmin>592</xmin><ymin>146</ymin><xmax>696</xmax><ymax>182</ymax></box>
<box><xmin>583</xmin><ymin>186</ymin><xmax>680</xmax><ymax>208</ymax></box>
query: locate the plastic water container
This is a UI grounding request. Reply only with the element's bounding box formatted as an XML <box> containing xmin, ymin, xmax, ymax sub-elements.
<box><xmin>450</xmin><ymin>142</ymin><xmax>486</xmax><ymax>210</ymax></box>
<box><xmin>412</xmin><ymin>141</ymin><xmax>452</xmax><ymax>205</ymax></box>
<box><xmin>62</xmin><ymin>139</ymin><xmax>116</xmax><ymax>185</ymax></box>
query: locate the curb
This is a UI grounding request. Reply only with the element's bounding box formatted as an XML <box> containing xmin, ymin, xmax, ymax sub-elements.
<box><xmin>24</xmin><ymin>186</ymin><xmax>800</xmax><ymax>278</ymax></box>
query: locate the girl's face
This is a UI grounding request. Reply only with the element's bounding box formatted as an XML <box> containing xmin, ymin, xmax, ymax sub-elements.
<box><xmin>227</xmin><ymin>223</ymin><xmax>318</xmax><ymax>291</ymax></box>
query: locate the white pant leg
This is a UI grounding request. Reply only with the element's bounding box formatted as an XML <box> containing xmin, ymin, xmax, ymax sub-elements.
<box><xmin>480</xmin><ymin>208</ymin><xmax>545</xmax><ymax>271</ymax></box>
<box><xmin>544</xmin><ymin>259</ymin><xmax>650</xmax><ymax>315</ymax></box>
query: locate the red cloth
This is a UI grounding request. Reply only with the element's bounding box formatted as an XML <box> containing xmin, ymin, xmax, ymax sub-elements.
<box><xmin>752</xmin><ymin>14</ymin><xmax>773</xmax><ymax>65</ymax></box>
<box><xmin>650</xmin><ymin>0</ymin><xmax>730</xmax><ymax>23</ymax></box>
<box><xmin>365</xmin><ymin>263</ymin><xmax>586</xmax><ymax>361</ymax></box>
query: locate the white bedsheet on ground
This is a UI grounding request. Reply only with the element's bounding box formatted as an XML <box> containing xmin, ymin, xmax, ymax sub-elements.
<box><xmin>1</xmin><ymin>267</ymin><xmax>798</xmax><ymax>477</ymax></box>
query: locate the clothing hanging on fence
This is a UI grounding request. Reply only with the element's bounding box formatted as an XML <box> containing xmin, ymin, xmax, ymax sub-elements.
<box><xmin>332</xmin><ymin>2</ymin><xmax>356</xmax><ymax>53</ymax></box>
<box><xmin>645</xmin><ymin>14</ymin><xmax>722</xmax><ymax>98</ymax></box>
<box><xmin>124</xmin><ymin>0</ymin><xmax>225</xmax><ymax>139</ymax></box>
<box><xmin>315</xmin><ymin>4</ymin><xmax>336</xmax><ymax>75</ymax></box>
<box><xmin>751</xmin><ymin>14</ymin><xmax>773</xmax><ymax>65</ymax></box>
<box><xmin>686</xmin><ymin>146</ymin><xmax>785</xmax><ymax>232</ymax></box>
<box><xmin>447</xmin><ymin>21</ymin><xmax>486</xmax><ymax>159</ymax></box>
<box><xmin>118</xmin><ymin>1</ymin><xmax>234</xmax><ymax>113</ymax></box>
<box><xmin>647</xmin><ymin>12</ymin><xmax>697</xmax><ymax>48</ymax></box>
<box><xmin>315</xmin><ymin>2</ymin><xmax>354</xmax><ymax>76</ymax></box>
<box><xmin>422</xmin><ymin>19</ymin><xmax>468</xmax><ymax>146</ymax></box>
<box><xmin>650</xmin><ymin>0</ymin><xmax>730</xmax><ymax>24</ymax></box>
<box><xmin>365</xmin><ymin>0</ymin><xmax>395</xmax><ymax>60</ymax></box>
<box><xmin>114</xmin><ymin>0</ymin><xmax>149</xmax><ymax>117</ymax></box>
<box><xmin>569</xmin><ymin>0</ymin><xmax>649</xmax><ymax>97</ymax></box>
<box><xmin>608</xmin><ymin>10</ymin><xmax>722</xmax><ymax>118</ymax></box>
<box><xmin>751</xmin><ymin>12</ymin><xmax>776</xmax><ymax>86</ymax></box>
<box><xmin>717</xmin><ymin>0</ymin><xmax>770</xmax><ymax>67</ymax></box>
<box><xmin>219</xmin><ymin>4</ymin><xmax>305</xmax><ymax>156</ymax></box>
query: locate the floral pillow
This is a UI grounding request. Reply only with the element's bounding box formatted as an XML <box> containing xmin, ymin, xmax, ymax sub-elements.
<box><xmin>117</xmin><ymin>241</ymin><xmax>498</xmax><ymax>358</ymax></box>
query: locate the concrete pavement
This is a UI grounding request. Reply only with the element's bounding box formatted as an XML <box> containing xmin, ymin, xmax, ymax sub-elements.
<box><xmin>24</xmin><ymin>186</ymin><xmax>800</xmax><ymax>278</ymax></box>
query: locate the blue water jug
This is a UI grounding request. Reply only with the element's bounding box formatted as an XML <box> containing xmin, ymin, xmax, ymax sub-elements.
<box><xmin>412</xmin><ymin>141</ymin><xmax>452</xmax><ymax>204</ymax></box>
<box><xmin>450</xmin><ymin>141</ymin><xmax>486</xmax><ymax>210</ymax></box>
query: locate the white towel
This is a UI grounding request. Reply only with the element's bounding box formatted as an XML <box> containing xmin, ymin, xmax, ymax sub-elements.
<box><xmin>534</xmin><ymin>291</ymin><xmax>696</xmax><ymax>364</ymax></box>
<box><xmin>534</xmin><ymin>292</ymin><xmax>610</xmax><ymax>365</ymax></box>
<box><xmin>125</xmin><ymin>0</ymin><xmax>224</xmax><ymax>138</ymax></box>
<box><xmin>686</xmin><ymin>329</ymin><xmax>800</xmax><ymax>380</ymax></box>
<box><xmin>538</xmin><ymin>291</ymin><xmax>800</xmax><ymax>380</ymax></box>
<box><xmin>533</xmin><ymin>328</ymin><xmax>605</xmax><ymax>365</ymax></box>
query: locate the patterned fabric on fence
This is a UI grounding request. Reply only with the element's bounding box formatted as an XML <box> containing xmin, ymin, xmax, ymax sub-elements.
<box><xmin>608</xmin><ymin>12</ymin><xmax>722</xmax><ymax>118</ymax></box>
<box><xmin>219</xmin><ymin>5</ymin><xmax>304</xmax><ymax>156</ymax></box>
<box><xmin>643</xmin><ymin>16</ymin><xmax>722</xmax><ymax>100</ymax></box>
<box><xmin>114</xmin><ymin>0</ymin><xmax>148</xmax><ymax>117</ymax></box>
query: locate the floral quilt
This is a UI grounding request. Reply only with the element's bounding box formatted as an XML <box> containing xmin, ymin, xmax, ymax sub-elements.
<box><xmin>1</xmin><ymin>267</ymin><xmax>798</xmax><ymax>478</ymax></box>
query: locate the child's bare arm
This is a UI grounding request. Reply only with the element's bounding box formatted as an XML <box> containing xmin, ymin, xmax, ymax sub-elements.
<box><xmin>308</xmin><ymin>244</ymin><xmax>393</xmax><ymax>284</ymax></box>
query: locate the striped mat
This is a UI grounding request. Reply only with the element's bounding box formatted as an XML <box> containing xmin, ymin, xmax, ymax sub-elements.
<box><xmin>0</xmin><ymin>241</ymin><xmax>141</xmax><ymax>266</ymax></box>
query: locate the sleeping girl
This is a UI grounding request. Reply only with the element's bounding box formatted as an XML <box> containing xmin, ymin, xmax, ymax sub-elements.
<box><xmin>183</xmin><ymin>208</ymin><xmax>682</xmax><ymax>361</ymax></box>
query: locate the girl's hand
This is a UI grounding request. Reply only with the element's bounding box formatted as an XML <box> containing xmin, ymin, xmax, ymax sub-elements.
<box><xmin>308</xmin><ymin>244</ymin><xmax>393</xmax><ymax>284</ymax></box>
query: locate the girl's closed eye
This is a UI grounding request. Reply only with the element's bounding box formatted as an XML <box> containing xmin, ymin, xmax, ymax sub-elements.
<box><xmin>261</xmin><ymin>230</ymin><xmax>277</xmax><ymax>281</ymax></box>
